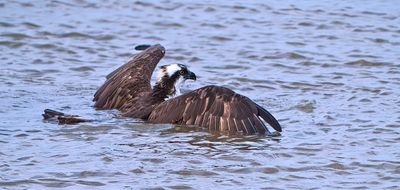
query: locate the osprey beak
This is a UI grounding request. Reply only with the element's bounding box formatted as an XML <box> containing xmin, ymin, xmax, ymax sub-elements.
<box><xmin>184</xmin><ymin>71</ymin><xmax>197</xmax><ymax>81</ymax></box>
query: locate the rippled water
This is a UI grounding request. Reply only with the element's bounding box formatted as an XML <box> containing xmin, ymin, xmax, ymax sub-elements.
<box><xmin>1</xmin><ymin>0</ymin><xmax>400</xmax><ymax>189</ymax></box>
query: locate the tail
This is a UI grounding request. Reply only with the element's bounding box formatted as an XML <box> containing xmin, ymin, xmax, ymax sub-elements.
<box><xmin>42</xmin><ymin>109</ymin><xmax>90</xmax><ymax>124</ymax></box>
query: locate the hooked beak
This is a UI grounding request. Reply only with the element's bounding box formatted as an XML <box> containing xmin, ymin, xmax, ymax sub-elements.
<box><xmin>183</xmin><ymin>71</ymin><xmax>197</xmax><ymax>81</ymax></box>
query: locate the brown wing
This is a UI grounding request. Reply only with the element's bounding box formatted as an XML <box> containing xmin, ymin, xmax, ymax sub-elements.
<box><xmin>93</xmin><ymin>44</ymin><xmax>165</xmax><ymax>110</ymax></box>
<box><xmin>148</xmin><ymin>85</ymin><xmax>282</xmax><ymax>135</ymax></box>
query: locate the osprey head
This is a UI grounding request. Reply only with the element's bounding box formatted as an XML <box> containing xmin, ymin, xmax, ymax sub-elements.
<box><xmin>156</xmin><ymin>64</ymin><xmax>197</xmax><ymax>97</ymax></box>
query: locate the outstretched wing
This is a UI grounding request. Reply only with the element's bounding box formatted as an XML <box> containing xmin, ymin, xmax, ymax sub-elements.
<box><xmin>148</xmin><ymin>85</ymin><xmax>282</xmax><ymax>135</ymax></box>
<box><xmin>93</xmin><ymin>44</ymin><xmax>165</xmax><ymax>110</ymax></box>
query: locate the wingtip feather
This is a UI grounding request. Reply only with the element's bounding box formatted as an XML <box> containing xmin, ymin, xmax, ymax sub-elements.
<box><xmin>256</xmin><ymin>104</ymin><xmax>282</xmax><ymax>132</ymax></box>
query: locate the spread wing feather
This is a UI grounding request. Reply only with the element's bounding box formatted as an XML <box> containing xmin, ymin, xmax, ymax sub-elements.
<box><xmin>148</xmin><ymin>85</ymin><xmax>281</xmax><ymax>135</ymax></box>
<box><xmin>105</xmin><ymin>61</ymin><xmax>129</xmax><ymax>79</ymax></box>
<box><xmin>93</xmin><ymin>44</ymin><xmax>165</xmax><ymax>110</ymax></box>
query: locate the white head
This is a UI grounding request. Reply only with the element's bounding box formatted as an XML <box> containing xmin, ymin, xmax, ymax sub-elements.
<box><xmin>156</xmin><ymin>64</ymin><xmax>197</xmax><ymax>97</ymax></box>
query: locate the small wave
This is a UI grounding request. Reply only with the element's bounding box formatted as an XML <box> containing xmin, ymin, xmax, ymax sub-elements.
<box><xmin>21</xmin><ymin>22</ymin><xmax>41</xmax><ymax>29</ymax></box>
<box><xmin>209</xmin><ymin>36</ymin><xmax>233</xmax><ymax>42</ymax></box>
<box><xmin>361</xmin><ymin>11</ymin><xmax>386</xmax><ymax>16</ymax></box>
<box><xmin>69</xmin><ymin>66</ymin><xmax>95</xmax><ymax>72</ymax></box>
<box><xmin>383</xmin><ymin>16</ymin><xmax>397</xmax><ymax>20</ymax></box>
<box><xmin>348</xmin><ymin>54</ymin><xmax>381</xmax><ymax>59</ymax></box>
<box><xmin>263</xmin><ymin>52</ymin><xmax>307</xmax><ymax>60</ymax></box>
<box><xmin>134</xmin><ymin>1</ymin><xmax>153</xmax><ymax>7</ymax></box>
<box><xmin>32</xmin><ymin>43</ymin><xmax>58</xmax><ymax>49</ymax></box>
<box><xmin>271</xmin><ymin>63</ymin><xmax>299</xmax><ymax>69</ymax></box>
<box><xmin>0</xmin><ymin>41</ymin><xmax>24</xmax><ymax>48</ymax></box>
<box><xmin>164</xmin><ymin>55</ymin><xmax>185</xmax><ymax>61</ymax></box>
<box><xmin>204</xmin><ymin>7</ymin><xmax>216</xmax><ymax>12</ymax></box>
<box><xmin>298</xmin><ymin>22</ymin><xmax>314</xmax><ymax>27</ymax></box>
<box><xmin>353</xmin><ymin>28</ymin><xmax>375</xmax><ymax>33</ymax></box>
<box><xmin>286</xmin><ymin>41</ymin><xmax>306</xmax><ymax>46</ymax></box>
<box><xmin>134</xmin><ymin>1</ymin><xmax>183</xmax><ymax>11</ymax></box>
<box><xmin>153</xmin><ymin>21</ymin><xmax>184</xmax><ymax>28</ymax></box>
<box><xmin>329</xmin><ymin>12</ymin><xmax>359</xmax><ymax>18</ymax></box>
<box><xmin>231</xmin><ymin>77</ymin><xmax>270</xmax><ymax>84</ymax></box>
<box><xmin>19</xmin><ymin>69</ymin><xmax>44</xmax><ymax>77</ymax></box>
<box><xmin>330</xmin><ymin>20</ymin><xmax>348</xmax><ymax>25</ymax></box>
<box><xmin>59</xmin><ymin>23</ymin><xmax>75</xmax><ymax>29</ymax></box>
<box><xmin>189</xmin><ymin>57</ymin><xmax>202</xmax><ymax>62</ymax></box>
<box><xmin>369</xmin><ymin>38</ymin><xmax>389</xmax><ymax>44</ymax></box>
<box><xmin>345</xmin><ymin>59</ymin><xmax>391</xmax><ymax>67</ymax></box>
<box><xmin>232</xmin><ymin>5</ymin><xmax>259</xmax><ymax>12</ymax></box>
<box><xmin>252</xmin><ymin>84</ymin><xmax>276</xmax><ymax>90</ymax></box>
<box><xmin>14</xmin><ymin>133</ymin><xmax>29</xmax><ymax>137</ymax></box>
<box><xmin>169</xmin><ymin>169</ymin><xmax>218</xmax><ymax>176</ymax></box>
<box><xmin>143</xmin><ymin>35</ymin><xmax>164</xmax><ymax>40</ymax></box>
<box><xmin>0</xmin><ymin>22</ymin><xmax>15</xmax><ymax>27</ymax></box>
<box><xmin>324</xmin><ymin>163</ymin><xmax>349</xmax><ymax>170</ymax></box>
<box><xmin>315</xmin><ymin>35</ymin><xmax>338</xmax><ymax>40</ymax></box>
<box><xmin>59</xmin><ymin>32</ymin><xmax>90</xmax><ymax>38</ymax></box>
<box><xmin>296</xmin><ymin>61</ymin><xmax>319</xmax><ymax>66</ymax></box>
<box><xmin>204</xmin><ymin>64</ymin><xmax>250</xmax><ymax>70</ymax></box>
<box><xmin>261</xmin><ymin>167</ymin><xmax>279</xmax><ymax>174</ymax></box>
<box><xmin>200</xmin><ymin>23</ymin><xmax>226</xmax><ymax>29</ymax></box>
<box><xmin>76</xmin><ymin>180</ymin><xmax>105</xmax><ymax>186</ymax></box>
<box><xmin>56</xmin><ymin>32</ymin><xmax>115</xmax><ymax>41</ymax></box>
<box><xmin>318</xmin><ymin>82</ymin><xmax>344</xmax><ymax>87</ymax></box>
<box><xmin>0</xmin><ymin>179</ymin><xmax>36</xmax><ymax>186</ymax></box>
<box><xmin>0</xmin><ymin>33</ymin><xmax>32</xmax><ymax>40</ymax></box>
<box><xmin>359</xmin><ymin>98</ymin><xmax>372</xmax><ymax>103</ymax></box>
<box><xmin>154</xmin><ymin>3</ymin><xmax>184</xmax><ymax>11</ymax></box>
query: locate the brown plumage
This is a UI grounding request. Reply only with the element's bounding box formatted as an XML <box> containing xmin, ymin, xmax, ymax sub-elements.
<box><xmin>148</xmin><ymin>85</ymin><xmax>281</xmax><ymax>135</ymax></box>
<box><xmin>41</xmin><ymin>44</ymin><xmax>281</xmax><ymax>134</ymax></box>
<box><xmin>92</xmin><ymin>44</ymin><xmax>282</xmax><ymax>135</ymax></box>
<box><xmin>93</xmin><ymin>44</ymin><xmax>166</xmax><ymax>110</ymax></box>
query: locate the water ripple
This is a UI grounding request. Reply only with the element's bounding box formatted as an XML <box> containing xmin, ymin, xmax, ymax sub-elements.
<box><xmin>1</xmin><ymin>0</ymin><xmax>399</xmax><ymax>189</ymax></box>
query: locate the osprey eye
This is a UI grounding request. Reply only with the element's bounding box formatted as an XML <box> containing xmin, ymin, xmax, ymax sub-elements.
<box><xmin>179</xmin><ymin>70</ymin><xmax>185</xmax><ymax>75</ymax></box>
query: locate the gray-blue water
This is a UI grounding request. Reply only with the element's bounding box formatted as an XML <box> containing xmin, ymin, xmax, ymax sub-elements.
<box><xmin>1</xmin><ymin>0</ymin><xmax>400</xmax><ymax>189</ymax></box>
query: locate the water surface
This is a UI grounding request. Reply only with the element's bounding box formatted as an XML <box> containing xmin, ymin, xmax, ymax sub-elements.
<box><xmin>1</xmin><ymin>0</ymin><xmax>400</xmax><ymax>189</ymax></box>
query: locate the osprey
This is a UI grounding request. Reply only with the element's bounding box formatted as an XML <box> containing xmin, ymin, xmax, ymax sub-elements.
<box><xmin>93</xmin><ymin>44</ymin><xmax>282</xmax><ymax>135</ymax></box>
<box><xmin>44</xmin><ymin>44</ymin><xmax>282</xmax><ymax>135</ymax></box>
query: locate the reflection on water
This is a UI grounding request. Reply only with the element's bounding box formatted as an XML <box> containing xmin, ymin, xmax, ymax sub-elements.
<box><xmin>1</xmin><ymin>0</ymin><xmax>400</xmax><ymax>189</ymax></box>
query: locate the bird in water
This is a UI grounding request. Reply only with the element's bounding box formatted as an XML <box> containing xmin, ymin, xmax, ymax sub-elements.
<box><xmin>43</xmin><ymin>44</ymin><xmax>281</xmax><ymax>135</ymax></box>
